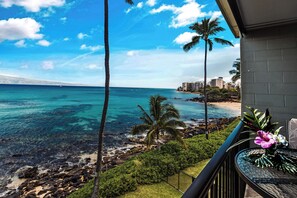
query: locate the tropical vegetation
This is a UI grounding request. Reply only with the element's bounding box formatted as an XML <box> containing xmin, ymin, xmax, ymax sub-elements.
<box><xmin>92</xmin><ymin>0</ymin><xmax>134</xmax><ymax>197</ymax></box>
<box><xmin>68</xmin><ymin>118</ymin><xmax>240</xmax><ymax>198</ymax></box>
<box><xmin>183</xmin><ymin>17</ymin><xmax>233</xmax><ymax>139</ymax></box>
<box><xmin>131</xmin><ymin>95</ymin><xmax>185</xmax><ymax>148</ymax></box>
<box><xmin>188</xmin><ymin>87</ymin><xmax>240</xmax><ymax>102</ymax></box>
<box><xmin>229</xmin><ymin>58</ymin><xmax>241</xmax><ymax>83</ymax></box>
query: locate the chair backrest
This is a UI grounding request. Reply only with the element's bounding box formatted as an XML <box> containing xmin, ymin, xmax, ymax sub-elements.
<box><xmin>288</xmin><ymin>118</ymin><xmax>297</xmax><ymax>149</ymax></box>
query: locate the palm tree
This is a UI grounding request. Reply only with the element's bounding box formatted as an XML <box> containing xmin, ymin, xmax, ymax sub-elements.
<box><xmin>131</xmin><ymin>95</ymin><xmax>186</xmax><ymax>148</ymax></box>
<box><xmin>229</xmin><ymin>58</ymin><xmax>241</xmax><ymax>83</ymax></box>
<box><xmin>91</xmin><ymin>0</ymin><xmax>133</xmax><ymax>197</ymax></box>
<box><xmin>183</xmin><ymin>18</ymin><xmax>233</xmax><ymax>139</ymax></box>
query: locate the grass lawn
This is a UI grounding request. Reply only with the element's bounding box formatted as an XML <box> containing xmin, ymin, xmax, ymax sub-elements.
<box><xmin>119</xmin><ymin>182</ymin><xmax>182</xmax><ymax>198</ymax></box>
<box><xmin>183</xmin><ymin>159</ymin><xmax>210</xmax><ymax>177</ymax></box>
<box><xmin>121</xmin><ymin>159</ymin><xmax>211</xmax><ymax>197</ymax></box>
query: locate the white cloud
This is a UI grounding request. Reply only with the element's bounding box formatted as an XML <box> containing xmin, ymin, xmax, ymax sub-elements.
<box><xmin>37</xmin><ymin>39</ymin><xmax>51</xmax><ymax>47</ymax></box>
<box><xmin>63</xmin><ymin>37</ymin><xmax>69</xmax><ymax>41</ymax></box>
<box><xmin>77</xmin><ymin>32</ymin><xmax>88</xmax><ymax>40</ymax></box>
<box><xmin>60</xmin><ymin>17</ymin><xmax>67</xmax><ymax>23</ymax></box>
<box><xmin>42</xmin><ymin>7</ymin><xmax>55</xmax><ymax>17</ymax></box>
<box><xmin>173</xmin><ymin>32</ymin><xmax>198</xmax><ymax>45</ymax></box>
<box><xmin>146</xmin><ymin>0</ymin><xmax>156</xmax><ymax>7</ymax></box>
<box><xmin>109</xmin><ymin>47</ymin><xmax>240</xmax><ymax>88</ymax></box>
<box><xmin>210</xmin><ymin>11</ymin><xmax>222</xmax><ymax>21</ymax></box>
<box><xmin>127</xmin><ymin>50</ymin><xmax>139</xmax><ymax>56</ymax></box>
<box><xmin>150</xmin><ymin>0</ymin><xmax>211</xmax><ymax>28</ymax></box>
<box><xmin>86</xmin><ymin>64</ymin><xmax>101</xmax><ymax>70</ymax></box>
<box><xmin>0</xmin><ymin>0</ymin><xmax>65</xmax><ymax>12</ymax></box>
<box><xmin>80</xmin><ymin>44</ymin><xmax>103</xmax><ymax>52</ymax></box>
<box><xmin>125</xmin><ymin>1</ymin><xmax>144</xmax><ymax>14</ymax></box>
<box><xmin>125</xmin><ymin>8</ymin><xmax>132</xmax><ymax>14</ymax></box>
<box><xmin>0</xmin><ymin>18</ymin><xmax>43</xmax><ymax>42</ymax></box>
<box><xmin>136</xmin><ymin>2</ymin><xmax>143</xmax><ymax>8</ymax></box>
<box><xmin>14</xmin><ymin>39</ymin><xmax>26</xmax><ymax>47</ymax></box>
<box><xmin>42</xmin><ymin>61</ymin><xmax>54</xmax><ymax>70</ymax></box>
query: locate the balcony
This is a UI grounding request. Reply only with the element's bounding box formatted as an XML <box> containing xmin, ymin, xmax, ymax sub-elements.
<box><xmin>183</xmin><ymin>121</ymin><xmax>248</xmax><ymax>198</ymax></box>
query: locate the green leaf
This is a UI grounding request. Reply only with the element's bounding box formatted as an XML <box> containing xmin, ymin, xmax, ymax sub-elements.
<box><xmin>274</xmin><ymin>126</ymin><xmax>283</xmax><ymax>135</ymax></box>
<box><xmin>226</xmin><ymin>137</ymin><xmax>255</xmax><ymax>152</ymax></box>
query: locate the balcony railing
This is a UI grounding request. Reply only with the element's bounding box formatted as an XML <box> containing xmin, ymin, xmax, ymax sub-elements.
<box><xmin>183</xmin><ymin>121</ymin><xmax>248</xmax><ymax>198</ymax></box>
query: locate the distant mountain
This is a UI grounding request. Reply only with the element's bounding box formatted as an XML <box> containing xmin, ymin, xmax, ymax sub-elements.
<box><xmin>0</xmin><ymin>75</ymin><xmax>79</xmax><ymax>86</ymax></box>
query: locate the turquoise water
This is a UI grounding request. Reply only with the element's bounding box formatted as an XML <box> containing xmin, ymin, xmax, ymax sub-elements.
<box><xmin>0</xmin><ymin>85</ymin><xmax>238</xmax><ymax>190</ymax></box>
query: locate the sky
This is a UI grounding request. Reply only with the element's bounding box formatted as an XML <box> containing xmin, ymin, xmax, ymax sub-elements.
<box><xmin>0</xmin><ymin>0</ymin><xmax>240</xmax><ymax>88</ymax></box>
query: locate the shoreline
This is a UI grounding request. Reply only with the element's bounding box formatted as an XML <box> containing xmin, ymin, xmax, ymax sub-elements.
<box><xmin>2</xmin><ymin>117</ymin><xmax>238</xmax><ymax>197</ymax></box>
<box><xmin>209</xmin><ymin>101</ymin><xmax>241</xmax><ymax>116</ymax></box>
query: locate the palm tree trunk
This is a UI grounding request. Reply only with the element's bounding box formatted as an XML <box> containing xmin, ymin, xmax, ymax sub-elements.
<box><xmin>156</xmin><ymin>130</ymin><xmax>160</xmax><ymax>150</ymax></box>
<box><xmin>91</xmin><ymin>0</ymin><xmax>110</xmax><ymax>197</ymax></box>
<box><xmin>204</xmin><ymin>40</ymin><xmax>208</xmax><ymax>139</ymax></box>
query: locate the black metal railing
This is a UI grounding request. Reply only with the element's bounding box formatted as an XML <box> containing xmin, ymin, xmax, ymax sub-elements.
<box><xmin>183</xmin><ymin>121</ymin><xmax>248</xmax><ymax>198</ymax></box>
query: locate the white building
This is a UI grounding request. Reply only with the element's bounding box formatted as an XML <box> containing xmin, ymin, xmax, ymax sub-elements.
<box><xmin>194</xmin><ymin>81</ymin><xmax>204</xmax><ymax>91</ymax></box>
<box><xmin>210</xmin><ymin>77</ymin><xmax>224</xmax><ymax>89</ymax></box>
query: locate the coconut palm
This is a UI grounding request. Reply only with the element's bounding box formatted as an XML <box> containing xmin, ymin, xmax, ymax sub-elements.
<box><xmin>183</xmin><ymin>17</ymin><xmax>233</xmax><ymax>139</ymax></box>
<box><xmin>131</xmin><ymin>95</ymin><xmax>186</xmax><ymax>148</ymax></box>
<box><xmin>91</xmin><ymin>0</ymin><xmax>133</xmax><ymax>197</ymax></box>
<box><xmin>229</xmin><ymin>58</ymin><xmax>241</xmax><ymax>83</ymax></box>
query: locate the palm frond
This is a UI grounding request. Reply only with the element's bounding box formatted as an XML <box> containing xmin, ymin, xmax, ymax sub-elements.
<box><xmin>137</xmin><ymin>105</ymin><xmax>153</xmax><ymax>124</ymax></box>
<box><xmin>207</xmin><ymin>39</ymin><xmax>213</xmax><ymax>51</ymax></box>
<box><xmin>131</xmin><ymin>124</ymin><xmax>150</xmax><ymax>135</ymax></box>
<box><xmin>162</xmin><ymin>104</ymin><xmax>180</xmax><ymax>115</ymax></box>
<box><xmin>208</xmin><ymin>18</ymin><xmax>219</xmax><ymax>30</ymax></box>
<box><xmin>150</xmin><ymin>95</ymin><xmax>166</xmax><ymax>120</ymax></box>
<box><xmin>209</xmin><ymin>26</ymin><xmax>225</xmax><ymax>35</ymax></box>
<box><xmin>140</xmin><ymin>116</ymin><xmax>153</xmax><ymax>125</ymax></box>
<box><xmin>214</xmin><ymin>38</ymin><xmax>234</xmax><ymax>46</ymax></box>
<box><xmin>163</xmin><ymin>126</ymin><xmax>184</xmax><ymax>144</ymax></box>
<box><xmin>183</xmin><ymin>35</ymin><xmax>201</xmax><ymax>52</ymax></box>
<box><xmin>189</xmin><ymin>23</ymin><xmax>204</xmax><ymax>35</ymax></box>
<box><xmin>164</xmin><ymin>120</ymin><xmax>186</xmax><ymax>128</ymax></box>
<box><xmin>202</xmin><ymin>18</ymin><xmax>210</xmax><ymax>33</ymax></box>
<box><xmin>145</xmin><ymin>129</ymin><xmax>156</xmax><ymax>147</ymax></box>
<box><xmin>229</xmin><ymin>69</ymin><xmax>238</xmax><ymax>75</ymax></box>
<box><xmin>160</xmin><ymin>111</ymin><xmax>180</xmax><ymax>123</ymax></box>
<box><xmin>231</xmin><ymin>74</ymin><xmax>240</xmax><ymax>82</ymax></box>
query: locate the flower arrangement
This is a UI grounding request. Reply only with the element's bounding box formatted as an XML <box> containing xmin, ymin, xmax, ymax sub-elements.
<box><xmin>229</xmin><ymin>106</ymin><xmax>297</xmax><ymax>174</ymax></box>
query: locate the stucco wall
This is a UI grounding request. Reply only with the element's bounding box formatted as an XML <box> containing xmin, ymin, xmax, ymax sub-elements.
<box><xmin>241</xmin><ymin>24</ymin><xmax>297</xmax><ymax>136</ymax></box>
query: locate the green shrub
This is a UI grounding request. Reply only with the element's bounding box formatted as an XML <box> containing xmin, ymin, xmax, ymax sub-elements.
<box><xmin>100</xmin><ymin>175</ymin><xmax>137</xmax><ymax>197</ymax></box>
<box><xmin>135</xmin><ymin>166</ymin><xmax>162</xmax><ymax>184</ymax></box>
<box><xmin>68</xmin><ymin>118</ymin><xmax>240</xmax><ymax>198</ymax></box>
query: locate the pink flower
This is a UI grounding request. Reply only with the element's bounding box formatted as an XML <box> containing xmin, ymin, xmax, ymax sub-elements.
<box><xmin>254</xmin><ymin>130</ymin><xmax>276</xmax><ymax>149</ymax></box>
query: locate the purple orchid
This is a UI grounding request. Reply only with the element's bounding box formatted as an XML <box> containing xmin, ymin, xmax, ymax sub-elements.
<box><xmin>254</xmin><ymin>130</ymin><xmax>276</xmax><ymax>149</ymax></box>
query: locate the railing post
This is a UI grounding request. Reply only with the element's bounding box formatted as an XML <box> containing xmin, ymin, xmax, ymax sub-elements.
<box><xmin>182</xmin><ymin>122</ymin><xmax>246</xmax><ymax>198</ymax></box>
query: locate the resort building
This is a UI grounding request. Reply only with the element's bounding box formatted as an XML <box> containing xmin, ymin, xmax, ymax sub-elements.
<box><xmin>182</xmin><ymin>82</ymin><xmax>193</xmax><ymax>92</ymax></box>
<box><xmin>194</xmin><ymin>81</ymin><xmax>204</xmax><ymax>90</ymax></box>
<box><xmin>182</xmin><ymin>81</ymin><xmax>204</xmax><ymax>92</ymax></box>
<box><xmin>209</xmin><ymin>77</ymin><xmax>224</xmax><ymax>89</ymax></box>
<box><xmin>224</xmin><ymin>82</ymin><xmax>236</xmax><ymax>90</ymax></box>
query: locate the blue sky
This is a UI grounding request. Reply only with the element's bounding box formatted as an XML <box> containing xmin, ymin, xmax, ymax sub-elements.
<box><xmin>0</xmin><ymin>0</ymin><xmax>239</xmax><ymax>88</ymax></box>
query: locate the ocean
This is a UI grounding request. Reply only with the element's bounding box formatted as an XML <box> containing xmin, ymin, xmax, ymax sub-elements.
<box><xmin>0</xmin><ymin>85</ymin><xmax>238</xmax><ymax>192</ymax></box>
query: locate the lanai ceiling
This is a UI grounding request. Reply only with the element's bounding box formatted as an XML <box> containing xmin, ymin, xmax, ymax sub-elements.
<box><xmin>216</xmin><ymin>0</ymin><xmax>297</xmax><ymax>37</ymax></box>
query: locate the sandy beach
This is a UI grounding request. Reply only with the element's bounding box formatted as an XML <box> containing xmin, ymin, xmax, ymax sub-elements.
<box><xmin>209</xmin><ymin>102</ymin><xmax>241</xmax><ymax>116</ymax></box>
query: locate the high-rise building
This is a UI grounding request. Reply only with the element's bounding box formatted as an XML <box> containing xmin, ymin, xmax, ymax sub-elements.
<box><xmin>210</xmin><ymin>77</ymin><xmax>224</xmax><ymax>89</ymax></box>
<box><xmin>194</xmin><ymin>81</ymin><xmax>204</xmax><ymax>91</ymax></box>
<box><xmin>182</xmin><ymin>82</ymin><xmax>192</xmax><ymax>91</ymax></box>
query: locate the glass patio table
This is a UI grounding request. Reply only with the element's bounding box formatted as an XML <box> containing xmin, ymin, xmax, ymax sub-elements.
<box><xmin>235</xmin><ymin>148</ymin><xmax>297</xmax><ymax>198</ymax></box>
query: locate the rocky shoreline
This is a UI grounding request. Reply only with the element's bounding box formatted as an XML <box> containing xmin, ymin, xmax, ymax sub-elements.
<box><xmin>2</xmin><ymin>117</ymin><xmax>237</xmax><ymax>198</ymax></box>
